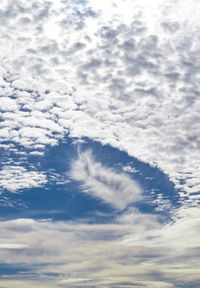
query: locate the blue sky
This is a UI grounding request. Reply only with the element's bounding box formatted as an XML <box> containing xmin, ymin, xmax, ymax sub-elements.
<box><xmin>0</xmin><ymin>0</ymin><xmax>200</xmax><ymax>287</ymax></box>
<box><xmin>0</xmin><ymin>137</ymin><xmax>180</xmax><ymax>222</ymax></box>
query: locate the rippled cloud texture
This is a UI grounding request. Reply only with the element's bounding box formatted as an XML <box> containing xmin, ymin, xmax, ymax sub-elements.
<box><xmin>0</xmin><ymin>0</ymin><xmax>200</xmax><ymax>287</ymax></box>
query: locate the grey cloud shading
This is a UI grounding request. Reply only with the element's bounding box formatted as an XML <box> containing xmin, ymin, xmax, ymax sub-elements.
<box><xmin>161</xmin><ymin>21</ymin><xmax>180</xmax><ymax>33</ymax></box>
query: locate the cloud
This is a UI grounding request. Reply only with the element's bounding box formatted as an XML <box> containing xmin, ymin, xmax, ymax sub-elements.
<box><xmin>0</xmin><ymin>1</ymin><xmax>200</xmax><ymax>286</ymax></box>
<box><xmin>122</xmin><ymin>165</ymin><xmax>139</xmax><ymax>174</ymax></box>
<box><xmin>0</xmin><ymin>166</ymin><xmax>47</xmax><ymax>192</ymax></box>
<box><xmin>0</xmin><ymin>244</ymin><xmax>28</xmax><ymax>249</ymax></box>
<box><xmin>0</xmin><ymin>212</ymin><xmax>199</xmax><ymax>287</ymax></box>
<box><xmin>70</xmin><ymin>149</ymin><xmax>142</xmax><ymax>209</ymax></box>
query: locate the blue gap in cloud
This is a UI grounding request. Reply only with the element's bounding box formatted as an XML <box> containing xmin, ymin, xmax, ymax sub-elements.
<box><xmin>0</xmin><ymin>262</ymin><xmax>61</xmax><ymax>280</ymax></box>
<box><xmin>0</xmin><ymin>137</ymin><xmax>181</xmax><ymax>222</ymax></box>
<box><xmin>0</xmin><ymin>263</ymin><xmax>30</xmax><ymax>277</ymax></box>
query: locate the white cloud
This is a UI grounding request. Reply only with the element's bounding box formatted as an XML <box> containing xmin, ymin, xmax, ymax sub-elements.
<box><xmin>0</xmin><ymin>97</ymin><xmax>19</xmax><ymax>111</ymax></box>
<box><xmin>70</xmin><ymin>149</ymin><xmax>142</xmax><ymax>209</ymax></box>
<box><xmin>122</xmin><ymin>165</ymin><xmax>139</xmax><ymax>174</ymax></box>
<box><xmin>0</xmin><ymin>128</ymin><xmax>10</xmax><ymax>138</ymax></box>
<box><xmin>0</xmin><ymin>166</ymin><xmax>47</xmax><ymax>192</ymax></box>
<box><xmin>121</xmin><ymin>206</ymin><xmax>200</xmax><ymax>254</ymax></box>
<box><xmin>0</xmin><ymin>243</ymin><xmax>28</xmax><ymax>249</ymax></box>
<box><xmin>29</xmin><ymin>151</ymin><xmax>44</xmax><ymax>156</ymax></box>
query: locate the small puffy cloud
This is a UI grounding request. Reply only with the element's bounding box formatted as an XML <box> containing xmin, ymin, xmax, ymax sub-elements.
<box><xmin>122</xmin><ymin>165</ymin><xmax>139</xmax><ymax>174</ymax></box>
<box><xmin>0</xmin><ymin>97</ymin><xmax>18</xmax><ymax>111</ymax></box>
<box><xmin>70</xmin><ymin>149</ymin><xmax>142</xmax><ymax>209</ymax></box>
<box><xmin>29</xmin><ymin>151</ymin><xmax>44</xmax><ymax>156</ymax></box>
<box><xmin>0</xmin><ymin>128</ymin><xmax>10</xmax><ymax>138</ymax></box>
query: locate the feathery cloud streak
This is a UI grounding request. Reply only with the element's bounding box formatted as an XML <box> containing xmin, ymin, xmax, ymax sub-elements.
<box><xmin>70</xmin><ymin>149</ymin><xmax>142</xmax><ymax>209</ymax></box>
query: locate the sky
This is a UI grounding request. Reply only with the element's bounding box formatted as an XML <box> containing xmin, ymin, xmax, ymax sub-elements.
<box><xmin>0</xmin><ymin>0</ymin><xmax>200</xmax><ymax>287</ymax></box>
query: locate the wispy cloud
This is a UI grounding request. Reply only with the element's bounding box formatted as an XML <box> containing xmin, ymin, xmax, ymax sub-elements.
<box><xmin>0</xmin><ymin>212</ymin><xmax>199</xmax><ymax>287</ymax></box>
<box><xmin>70</xmin><ymin>149</ymin><xmax>142</xmax><ymax>209</ymax></box>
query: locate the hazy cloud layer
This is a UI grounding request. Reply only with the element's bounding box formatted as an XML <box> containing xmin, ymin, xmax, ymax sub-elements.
<box><xmin>0</xmin><ymin>208</ymin><xmax>199</xmax><ymax>287</ymax></box>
